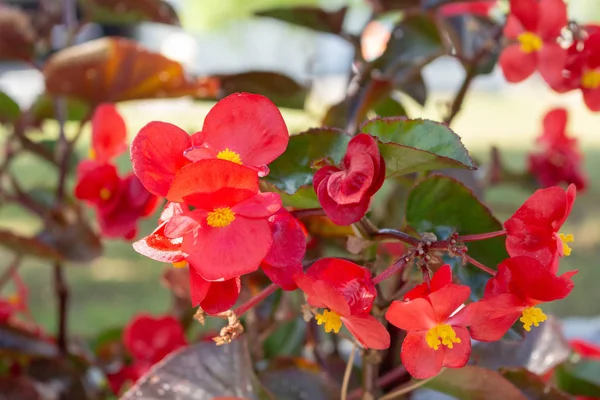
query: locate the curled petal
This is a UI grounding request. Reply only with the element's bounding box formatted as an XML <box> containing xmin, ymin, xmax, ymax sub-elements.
<box><xmin>343</xmin><ymin>314</ymin><xmax>390</xmax><ymax>350</ymax></box>
<box><xmin>189</xmin><ymin>267</ymin><xmax>241</xmax><ymax>314</ymax></box>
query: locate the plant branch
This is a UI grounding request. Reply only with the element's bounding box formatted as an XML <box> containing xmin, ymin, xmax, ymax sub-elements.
<box><xmin>341</xmin><ymin>343</ymin><xmax>357</xmax><ymax>400</ymax></box>
<box><xmin>372</xmin><ymin>253</ymin><xmax>413</xmax><ymax>285</ymax></box>
<box><xmin>379</xmin><ymin>374</ymin><xmax>438</xmax><ymax>400</ymax></box>
<box><xmin>458</xmin><ymin>230</ymin><xmax>506</xmax><ymax>242</ymax></box>
<box><xmin>0</xmin><ymin>256</ymin><xmax>22</xmax><ymax>290</ymax></box>
<box><xmin>290</xmin><ymin>208</ymin><xmax>326</xmax><ymax>219</ymax></box>
<box><xmin>53</xmin><ymin>260</ymin><xmax>69</xmax><ymax>354</ymax></box>
<box><xmin>348</xmin><ymin>365</ymin><xmax>407</xmax><ymax>400</ymax></box>
<box><xmin>234</xmin><ymin>283</ymin><xmax>279</xmax><ymax>317</ymax></box>
<box><xmin>464</xmin><ymin>254</ymin><xmax>497</xmax><ymax>276</ymax></box>
<box><xmin>374</xmin><ymin>229</ymin><xmax>420</xmax><ymax>246</ymax></box>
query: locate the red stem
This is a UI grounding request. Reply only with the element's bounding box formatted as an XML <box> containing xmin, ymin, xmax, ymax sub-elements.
<box><xmin>374</xmin><ymin>229</ymin><xmax>420</xmax><ymax>246</ymax></box>
<box><xmin>290</xmin><ymin>208</ymin><xmax>326</xmax><ymax>219</ymax></box>
<box><xmin>234</xmin><ymin>283</ymin><xmax>279</xmax><ymax>317</ymax></box>
<box><xmin>464</xmin><ymin>254</ymin><xmax>497</xmax><ymax>276</ymax></box>
<box><xmin>348</xmin><ymin>365</ymin><xmax>407</xmax><ymax>400</ymax></box>
<box><xmin>458</xmin><ymin>230</ymin><xmax>506</xmax><ymax>242</ymax></box>
<box><xmin>372</xmin><ymin>255</ymin><xmax>412</xmax><ymax>285</ymax></box>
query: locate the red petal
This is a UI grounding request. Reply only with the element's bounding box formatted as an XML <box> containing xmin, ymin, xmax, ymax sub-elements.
<box><xmin>74</xmin><ymin>161</ymin><xmax>121</xmax><ymax>211</ymax></box>
<box><xmin>509</xmin><ymin>0</ymin><xmax>538</xmax><ymax>32</ymax></box>
<box><xmin>262</xmin><ymin>262</ymin><xmax>302</xmax><ymax>290</ymax></box>
<box><xmin>167</xmin><ymin>159</ymin><xmax>258</xmax><ymax>207</ymax></box>
<box><xmin>583</xmin><ymin>87</ymin><xmax>600</xmax><ymax>112</ymax></box>
<box><xmin>158</xmin><ymin>202</ymin><xmax>186</xmax><ymax>224</ymax></box>
<box><xmin>499</xmin><ymin>45</ymin><xmax>537</xmax><ymax>83</ymax></box>
<box><xmin>313</xmin><ymin>166</ymin><xmax>338</xmax><ymax>190</ymax></box>
<box><xmin>183</xmin><ymin>217</ymin><xmax>272</xmax><ymax>281</ymax></box>
<box><xmin>538</xmin><ymin>43</ymin><xmax>568</xmax><ymax>88</ymax></box>
<box><xmin>164</xmin><ymin>211</ymin><xmax>202</xmax><ymax>239</ymax></box>
<box><xmin>343</xmin><ymin>314</ymin><xmax>390</xmax><ymax>350</ymax></box>
<box><xmin>123</xmin><ymin>314</ymin><xmax>187</xmax><ymax>364</ymax></box>
<box><xmin>428</xmin><ymin>284</ymin><xmax>470</xmax><ymax>323</ymax></box>
<box><xmin>327</xmin><ymin>152</ymin><xmax>374</xmax><ymax>205</ymax></box>
<box><xmin>386</xmin><ymin>298</ymin><xmax>436</xmax><ymax>331</ymax></box>
<box><xmin>92</xmin><ymin>103</ymin><xmax>127</xmax><ymax>163</ymax></box>
<box><xmin>201</xmin><ymin>93</ymin><xmax>289</xmax><ymax>167</ymax></box>
<box><xmin>317</xmin><ymin>179</ymin><xmax>370</xmax><ymax>225</ymax></box>
<box><xmin>263</xmin><ymin>209</ymin><xmax>307</xmax><ymax>268</ymax></box>
<box><xmin>232</xmin><ymin>192</ymin><xmax>281</xmax><ymax>218</ymax></box>
<box><xmin>313</xmin><ymin>280</ymin><xmax>352</xmax><ymax>316</ymax></box>
<box><xmin>468</xmin><ymin>293</ymin><xmax>523</xmax><ymax>341</ymax></box>
<box><xmin>540</xmin><ymin>108</ymin><xmax>568</xmax><ymax>145</ymax></box>
<box><xmin>404</xmin><ymin>264</ymin><xmax>453</xmax><ymax>301</ymax></box>
<box><xmin>536</xmin><ymin>0</ymin><xmax>567</xmax><ymax>40</ymax></box>
<box><xmin>294</xmin><ymin>273</ymin><xmax>321</xmax><ymax>305</ymax></box>
<box><xmin>570</xmin><ymin>340</ymin><xmax>600</xmax><ymax>359</ymax></box>
<box><xmin>189</xmin><ymin>267</ymin><xmax>241</xmax><ymax>314</ymax></box>
<box><xmin>504</xmin><ymin>15</ymin><xmax>525</xmax><ymax>40</ymax></box>
<box><xmin>132</xmin><ymin>222</ymin><xmax>184</xmax><ymax>263</ymax></box>
<box><xmin>130</xmin><ymin>121</ymin><xmax>191</xmax><ymax>197</ymax></box>
<box><xmin>401</xmin><ymin>331</ymin><xmax>444</xmax><ymax>379</ymax></box>
<box><xmin>442</xmin><ymin>326</ymin><xmax>472</xmax><ymax>368</ymax></box>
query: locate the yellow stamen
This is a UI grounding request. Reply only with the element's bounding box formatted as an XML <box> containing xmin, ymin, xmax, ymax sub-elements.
<box><xmin>518</xmin><ymin>32</ymin><xmax>543</xmax><ymax>53</ymax></box>
<box><xmin>559</xmin><ymin>233</ymin><xmax>574</xmax><ymax>256</ymax></box>
<box><xmin>7</xmin><ymin>294</ymin><xmax>19</xmax><ymax>305</ymax></box>
<box><xmin>206</xmin><ymin>207</ymin><xmax>235</xmax><ymax>228</ymax></box>
<box><xmin>315</xmin><ymin>309</ymin><xmax>342</xmax><ymax>333</ymax></box>
<box><xmin>216</xmin><ymin>148</ymin><xmax>242</xmax><ymax>165</ymax></box>
<box><xmin>426</xmin><ymin>324</ymin><xmax>461</xmax><ymax>351</ymax></box>
<box><xmin>88</xmin><ymin>148</ymin><xmax>96</xmax><ymax>160</ymax></box>
<box><xmin>99</xmin><ymin>188</ymin><xmax>111</xmax><ymax>200</ymax></box>
<box><xmin>582</xmin><ymin>70</ymin><xmax>600</xmax><ymax>89</ymax></box>
<box><xmin>520</xmin><ymin>306</ymin><xmax>548</xmax><ymax>332</ymax></box>
<box><xmin>172</xmin><ymin>261</ymin><xmax>187</xmax><ymax>268</ymax></box>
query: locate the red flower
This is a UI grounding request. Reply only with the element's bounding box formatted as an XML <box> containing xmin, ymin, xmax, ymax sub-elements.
<box><xmin>123</xmin><ymin>314</ymin><xmax>187</xmax><ymax>370</ymax></box>
<box><xmin>570</xmin><ymin>339</ymin><xmax>600</xmax><ymax>360</ymax></box>
<box><xmin>89</xmin><ymin>103</ymin><xmax>127</xmax><ymax>163</ymax></box>
<box><xmin>314</xmin><ymin>134</ymin><xmax>385</xmax><ymax>225</ymax></box>
<box><xmin>403</xmin><ymin>264</ymin><xmax>453</xmax><ymax>301</ymax></box>
<box><xmin>74</xmin><ymin>161</ymin><xmax>122</xmax><ymax>211</ymax></box>
<box><xmin>528</xmin><ymin>109</ymin><xmax>587</xmax><ymax>191</ymax></box>
<box><xmin>440</xmin><ymin>0</ymin><xmax>496</xmax><ymax>17</ymax></box>
<box><xmin>469</xmin><ymin>256</ymin><xmax>576</xmax><ymax>341</ymax></box>
<box><xmin>189</xmin><ymin>267</ymin><xmax>241</xmax><ymax>315</ymax></box>
<box><xmin>499</xmin><ymin>0</ymin><xmax>568</xmax><ymax>86</ymax></box>
<box><xmin>130</xmin><ymin>93</ymin><xmax>288</xmax><ymax>197</ymax></box>
<box><xmin>0</xmin><ymin>272</ymin><xmax>28</xmax><ymax>323</ymax></box>
<box><xmin>386</xmin><ymin>268</ymin><xmax>471</xmax><ymax>379</ymax></box>
<box><xmin>294</xmin><ymin>258</ymin><xmax>390</xmax><ymax>350</ymax></box>
<box><xmin>504</xmin><ymin>184</ymin><xmax>576</xmax><ymax>273</ymax></box>
<box><xmin>163</xmin><ymin>160</ymin><xmax>281</xmax><ymax>281</ymax></box>
<box><xmin>261</xmin><ymin>208</ymin><xmax>307</xmax><ymax>290</ymax></box>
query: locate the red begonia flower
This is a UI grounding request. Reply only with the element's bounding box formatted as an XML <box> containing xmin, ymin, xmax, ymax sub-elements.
<box><xmin>440</xmin><ymin>0</ymin><xmax>496</xmax><ymax>17</ymax></box>
<box><xmin>469</xmin><ymin>256</ymin><xmax>576</xmax><ymax>341</ymax></box>
<box><xmin>0</xmin><ymin>272</ymin><xmax>28</xmax><ymax>323</ymax></box>
<box><xmin>90</xmin><ymin>103</ymin><xmax>127</xmax><ymax>163</ymax></box>
<box><xmin>499</xmin><ymin>0</ymin><xmax>568</xmax><ymax>86</ymax></box>
<box><xmin>164</xmin><ymin>160</ymin><xmax>281</xmax><ymax>281</ymax></box>
<box><xmin>386</xmin><ymin>281</ymin><xmax>471</xmax><ymax>379</ymax></box>
<box><xmin>189</xmin><ymin>266</ymin><xmax>241</xmax><ymax>314</ymax></box>
<box><xmin>403</xmin><ymin>264</ymin><xmax>453</xmax><ymax>301</ymax></box>
<box><xmin>123</xmin><ymin>314</ymin><xmax>187</xmax><ymax>365</ymax></box>
<box><xmin>133</xmin><ymin>202</ymin><xmax>187</xmax><ymax>263</ymax></box>
<box><xmin>504</xmin><ymin>184</ymin><xmax>576</xmax><ymax>273</ymax></box>
<box><xmin>528</xmin><ymin>109</ymin><xmax>587</xmax><ymax>191</ymax></box>
<box><xmin>260</xmin><ymin>208</ymin><xmax>307</xmax><ymax>290</ymax></box>
<box><xmin>314</xmin><ymin>133</ymin><xmax>385</xmax><ymax>226</ymax></box>
<box><xmin>294</xmin><ymin>258</ymin><xmax>390</xmax><ymax>350</ymax></box>
<box><xmin>98</xmin><ymin>174</ymin><xmax>159</xmax><ymax>240</ymax></box>
<box><xmin>184</xmin><ymin>93</ymin><xmax>289</xmax><ymax>174</ymax></box>
<box><xmin>74</xmin><ymin>161</ymin><xmax>122</xmax><ymax>212</ymax></box>
<box><xmin>577</xmin><ymin>32</ymin><xmax>600</xmax><ymax>111</ymax></box>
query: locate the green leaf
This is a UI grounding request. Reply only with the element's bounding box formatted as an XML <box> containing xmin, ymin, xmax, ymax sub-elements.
<box><xmin>556</xmin><ymin>359</ymin><xmax>600</xmax><ymax>397</ymax></box>
<box><xmin>264</xmin><ymin>128</ymin><xmax>351</xmax><ymax>195</ymax></box>
<box><xmin>30</xmin><ymin>93</ymin><xmax>90</xmax><ymax>123</ymax></box>
<box><xmin>425</xmin><ymin>365</ymin><xmax>527</xmax><ymax>400</ymax></box>
<box><xmin>0</xmin><ymin>230</ymin><xmax>63</xmax><ymax>261</ymax></box>
<box><xmin>405</xmin><ymin>175</ymin><xmax>508</xmax><ymax>298</ymax></box>
<box><xmin>79</xmin><ymin>0</ymin><xmax>180</xmax><ymax>26</ymax></box>
<box><xmin>263</xmin><ymin>317</ymin><xmax>307</xmax><ymax>359</ymax></box>
<box><xmin>121</xmin><ymin>338</ymin><xmax>271</xmax><ymax>399</ymax></box>
<box><xmin>360</xmin><ymin>117</ymin><xmax>476</xmax><ymax>177</ymax></box>
<box><xmin>0</xmin><ymin>91</ymin><xmax>20</xmax><ymax>123</ymax></box>
<box><xmin>372</xmin><ymin>96</ymin><xmax>407</xmax><ymax>118</ymax></box>
<box><xmin>399</xmin><ymin>72</ymin><xmax>428</xmax><ymax>106</ymax></box>
<box><xmin>500</xmin><ymin>368</ymin><xmax>571</xmax><ymax>400</ymax></box>
<box><xmin>255</xmin><ymin>6</ymin><xmax>347</xmax><ymax>34</ymax></box>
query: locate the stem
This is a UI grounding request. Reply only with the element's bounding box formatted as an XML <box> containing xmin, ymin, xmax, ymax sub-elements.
<box><xmin>379</xmin><ymin>374</ymin><xmax>438</xmax><ymax>400</ymax></box>
<box><xmin>290</xmin><ymin>208</ymin><xmax>326</xmax><ymax>219</ymax></box>
<box><xmin>348</xmin><ymin>365</ymin><xmax>407</xmax><ymax>400</ymax></box>
<box><xmin>372</xmin><ymin>254</ymin><xmax>412</xmax><ymax>285</ymax></box>
<box><xmin>0</xmin><ymin>256</ymin><xmax>21</xmax><ymax>289</ymax></box>
<box><xmin>374</xmin><ymin>229</ymin><xmax>420</xmax><ymax>246</ymax></box>
<box><xmin>464</xmin><ymin>254</ymin><xmax>497</xmax><ymax>276</ymax></box>
<box><xmin>362</xmin><ymin>350</ymin><xmax>377</xmax><ymax>399</ymax></box>
<box><xmin>341</xmin><ymin>344</ymin><xmax>357</xmax><ymax>400</ymax></box>
<box><xmin>234</xmin><ymin>283</ymin><xmax>278</xmax><ymax>317</ymax></box>
<box><xmin>53</xmin><ymin>261</ymin><xmax>69</xmax><ymax>354</ymax></box>
<box><xmin>458</xmin><ymin>230</ymin><xmax>506</xmax><ymax>242</ymax></box>
<box><xmin>421</xmin><ymin>265</ymin><xmax>431</xmax><ymax>286</ymax></box>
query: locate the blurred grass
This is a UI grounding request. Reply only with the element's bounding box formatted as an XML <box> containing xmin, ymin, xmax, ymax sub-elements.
<box><xmin>0</xmin><ymin>95</ymin><xmax>599</xmax><ymax>341</ymax></box>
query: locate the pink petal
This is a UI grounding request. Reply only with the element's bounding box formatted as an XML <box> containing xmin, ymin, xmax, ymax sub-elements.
<box><xmin>164</xmin><ymin>211</ymin><xmax>203</xmax><ymax>239</ymax></box>
<box><xmin>401</xmin><ymin>331</ymin><xmax>445</xmax><ymax>379</ymax></box>
<box><xmin>201</xmin><ymin>93</ymin><xmax>289</xmax><ymax>167</ymax></box>
<box><xmin>132</xmin><ymin>223</ymin><xmax>184</xmax><ymax>263</ymax></box>
<box><xmin>343</xmin><ymin>314</ymin><xmax>390</xmax><ymax>350</ymax></box>
<box><xmin>130</xmin><ymin>121</ymin><xmax>191</xmax><ymax>197</ymax></box>
<box><xmin>499</xmin><ymin>45</ymin><xmax>537</xmax><ymax>83</ymax></box>
<box><xmin>386</xmin><ymin>298</ymin><xmax>436</xmax><ymax>331</ymax></box>
<box><xmin>231</xmin><ymin>192</ymin><xmax>281</xmax><ymax>218</ymax></box>
<box><xmin>183</xmin><ymin>146</ymin><xmax>217</xmax><ymax>162</ymax></box>
<box><xmin>158</xmin><ymin>202</ymin><xmax>186</xmax><ymax>224</ymax></box>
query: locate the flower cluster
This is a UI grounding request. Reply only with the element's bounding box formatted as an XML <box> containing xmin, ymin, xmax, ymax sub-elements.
<box><xmin>131</xmin><ymin>93</ymin><xmax>306</xmax><ymax>314</ymax></box>
<box><xmin>529</xmin><ymin>108</ymin><xmax>587</xmax><ymax>191</ymax></box>
<box><xmin>75</xmin><ymin>104</ymin><xmax>158</xmax><ymax>239</ymax></box>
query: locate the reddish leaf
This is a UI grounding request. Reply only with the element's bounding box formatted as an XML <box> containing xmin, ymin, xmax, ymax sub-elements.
<box><xmin>0</xmin><ymin>230</ymin><xmax>63</xmax><ymax>261</ymax></box>
<box><xmin>80</xmin><ymin>0</ymin><xmax>180</xmax><ymax>26</ymax></box>
<box><xmin>43</xmin><ymin>37</ymin><xmax>220</xmax><ymax>104</ymax></box>
<box><xmin>255</xmin><ymin>6</ymin><xmax>347</xmax><ymax>34</ymax></box>
<box><xmin>0</xmin><ymin>5</ymin><xmax>35</xmax><ymax>62</ymax></box>
<box><xmin>0</xmin><ymin>376</ymin><xmax>41</xmax><ymax>400</ymax></box>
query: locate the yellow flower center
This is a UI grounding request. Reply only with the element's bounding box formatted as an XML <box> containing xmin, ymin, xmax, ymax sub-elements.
<box><xmin>100</xmin><ymin>188</ymin><xmax>111</xmax><ymax>200</ymax></box>
<box><xmin>172</xmin><ymin>261</ymin><xmax>187</xmax><ymax>268</ymax></box>
<box><xmin>581</xmin><ymin>70</ymin><xmax>600</xmax><ymax>89</ymax></box>
<box><xmin>88</xmin><ymin>148</ymin><xmax>96</xmax><ymax>160</ymax></box>
<box><xmin>206</xmin><ymin>207</ymin><xmax>235</xmax><ymax>228</ymax></box>
<box><xmin>426</xmin><ymin>324</ymin><xmax>461</xmax><ymax>350</ymax></box>
<box><xmin>7</xmin><ymin>294</ymin><xmax>19</xmax><ymax>305</ymax></box>
<box><xmin>216</xmin><ymin>148</ymin><xmax>242</xmax><ymax>165</ymax></box>
<box><xmin>559</xmin><ymin>233</ymin><xmax>574</xmax><ymax>256</ymax></box>
<box><xmin>520</xmin><ymin>306</ymin><xmax>548</xmax><ymax>332</ymax></box>
<box><xmin>315</xmin><ymin>309</ymin><xmax>343</xmax><ymax>333</ymax></box>
<box><xmin>518</xmin><ymin>32</ymin><xmax>543</xmax><ymax>53</ymax></box>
